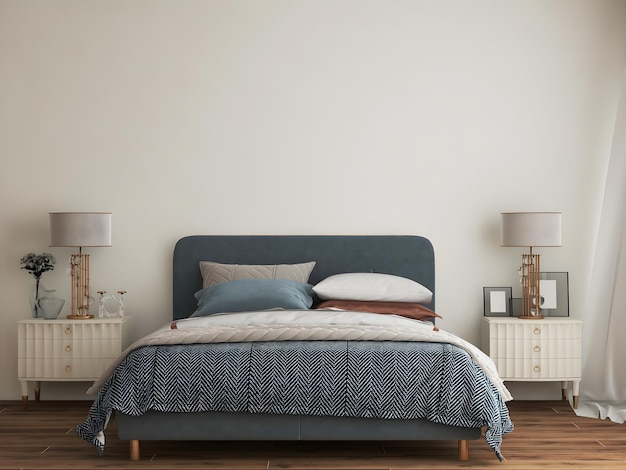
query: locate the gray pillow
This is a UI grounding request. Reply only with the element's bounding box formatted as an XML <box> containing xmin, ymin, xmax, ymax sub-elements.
<box><xmin>199</xmin><ymin>261</ymin><xmax>316</xmax><ymax>288</ymax></box>
<box><xmin>193</xmin><ymin>279</ymin><xmax>314</xmax><ymax>317</ymax></box>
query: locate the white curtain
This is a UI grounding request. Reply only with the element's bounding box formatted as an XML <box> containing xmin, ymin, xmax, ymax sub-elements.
<box><xmin>577</xmin><ymin>67</ymin><xmax>626</xmax><ymax>423</ymax></box>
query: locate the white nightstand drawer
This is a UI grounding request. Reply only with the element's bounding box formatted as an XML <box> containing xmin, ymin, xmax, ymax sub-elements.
<box><xmin>487</xmin><ymin>321</ymin><xmax>581</xmax><ymax>341</ymax></box>
<box><xmin>18</xmin><ymin>357</ymin><xmax>118</xmax><ymax>379</ymax></box>
<box><xmin>494</xmin><ymin>357</ymin><xmax>582</xmax><ymax>379</ymax></box>
<box><xmin>488</xmin><ymin>338</ymin><xmax>581</xmax><ymax>360</ymax></box>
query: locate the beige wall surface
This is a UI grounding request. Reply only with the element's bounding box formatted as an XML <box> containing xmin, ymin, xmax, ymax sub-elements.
<box><xmin>1</xmin><ymin>0</ymin><xmax>625</xmax><ymax>400</ymax></box>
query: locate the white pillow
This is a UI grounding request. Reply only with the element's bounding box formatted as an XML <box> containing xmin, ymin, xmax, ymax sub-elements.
<box><xmin>313</xmin><ymin>273</ymin><xmax>433</xmax><ymax>303</ymax></box>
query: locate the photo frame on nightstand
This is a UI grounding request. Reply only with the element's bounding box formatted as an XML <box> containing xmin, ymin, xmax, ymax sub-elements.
<box><xmin>483</xmin><ymin>287</ymin><xmax>512</xmax><ymax>316</ymax></box>
<box><xmin>539</xmin><ymin>272</ymin><xmax>569</xmax><ymax>316</ymax></box>
<box><xmin>510</xmin><ymin>297</ymin><xmax>522</xmax><ymax>316</ymax></box>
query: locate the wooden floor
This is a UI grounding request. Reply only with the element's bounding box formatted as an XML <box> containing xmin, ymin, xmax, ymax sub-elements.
<box><xmin>0</xmin><ymin>400</ymin><xmax>624</xmax><ymax>469</ymax></box>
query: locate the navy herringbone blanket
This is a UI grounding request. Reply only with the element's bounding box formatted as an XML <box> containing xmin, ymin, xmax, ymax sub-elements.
<box><xmin>77</xmin><ymin>341</ymin><xmax>512</xmax><ymax>459</ymax></box>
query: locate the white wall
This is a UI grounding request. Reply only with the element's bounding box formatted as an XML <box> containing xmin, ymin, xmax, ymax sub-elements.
<box><xmin>1</xmin><ymin>0</ymin><xmax>625</xmax><ymax>400</ymax></box>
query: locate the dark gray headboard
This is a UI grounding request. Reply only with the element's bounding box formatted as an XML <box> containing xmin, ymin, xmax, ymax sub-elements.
<box><xmin>172</xmin><ymin>235</ymin><xmax>435</xmax><ymax>320</ymax></box>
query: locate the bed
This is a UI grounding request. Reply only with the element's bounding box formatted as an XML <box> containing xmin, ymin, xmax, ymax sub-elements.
<box><xmin>77</xmin><ymin>235</ymin><xmax>513</xmax><ymax>462</ymax></box>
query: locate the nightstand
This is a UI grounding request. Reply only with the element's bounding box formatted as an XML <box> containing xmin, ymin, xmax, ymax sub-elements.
<box><xmin>17</xmin><ymin>317</ymin><xmax>131</xmax><ymax>404</ymax></box>
<box><xmin>481</xmin><ymin>317</ymin><xmax>582</xmax><ymax>408</ymax></box>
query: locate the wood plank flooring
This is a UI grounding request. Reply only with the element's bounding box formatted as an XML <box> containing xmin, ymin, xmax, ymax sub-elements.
<box><xmin>0</xmin><ymin>400</ymin><xmax>624</xmax><ymax>469</ymax></box>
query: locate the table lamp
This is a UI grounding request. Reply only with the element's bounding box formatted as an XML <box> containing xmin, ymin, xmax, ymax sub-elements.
<box><xmin>501</xmin><ymin>212</ymin><xmax>561</xmax><ymax>319</ymax></box>
<box><xmin>49</xmin><ymin>212</ymin><xmax>112</xmax><ymax>319</ymax></box>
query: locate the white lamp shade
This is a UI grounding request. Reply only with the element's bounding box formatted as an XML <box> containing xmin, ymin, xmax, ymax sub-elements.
<box><xmin>49</xmin><ymin>212</ymin><xmax>112</xmax><ymax>247</ymax></box>
<box><xmin>501</xmin><ymin>212</ymin><xmax>562</xmax><ymax>247</ymax></box>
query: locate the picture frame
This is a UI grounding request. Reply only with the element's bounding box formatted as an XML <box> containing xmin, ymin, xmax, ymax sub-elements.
<box><xmin>483</xmin><ymin>287</ymin><xmax>512</xmax><ymax>316</ymax></box>
<box><xmin>539</xmin><ymin>272</ymin><xmax>569</xmax><ymax>317</ymax></box>
<box><xmin>510</xmin><ymin>297</ymin><xmax>522</xmax><ymax>316</ymax></box>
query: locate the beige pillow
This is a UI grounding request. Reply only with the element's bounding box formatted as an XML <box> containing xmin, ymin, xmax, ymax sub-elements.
<box><xmin>199</xmin><ymin>261</ymin><xmax>316</xmax><ymax>288</ymax></box>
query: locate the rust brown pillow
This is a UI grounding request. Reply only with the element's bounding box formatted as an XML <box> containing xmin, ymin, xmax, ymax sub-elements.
<box><xmin>315</xmin><ymin>300</ymin><xmax>441</xmax><ymax>322</ymax></box>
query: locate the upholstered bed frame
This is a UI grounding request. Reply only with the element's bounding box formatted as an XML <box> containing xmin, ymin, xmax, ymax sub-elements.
<box><xmin>117</xmin><ymin>235</ymin><xmax>481</xmax><ymax>460</ymax></box>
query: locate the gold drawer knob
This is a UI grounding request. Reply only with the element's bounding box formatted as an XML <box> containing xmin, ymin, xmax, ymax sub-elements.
<box><xmin>533</xmin><ymin>328</ymin><xmax>541</xmax><ymax>335</ymax></box>
<box><xmin>65</xmin><ymin>345</ymin><xmax>72</xmax><ymax>353</ymax></box>
<box><xmin>534</xmin><ymin>365</ymin><xmax>541</xmax><ymax>372</ymax></box>
<box><xmin>65</xmin><ymin>327</ymin><xmax>72</xmax><ymax>335</ymax></box>
<box><xmin>65</xmin><ymin>365</ymin><xmax>72</xmax><ymax>373</ymax></box>
<box><xmin>533</xmin><ymin>345</ymin><xmax>541</xmax><ymax>353</ymax></box>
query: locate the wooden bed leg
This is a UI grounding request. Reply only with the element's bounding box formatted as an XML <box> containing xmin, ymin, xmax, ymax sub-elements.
<box><xmin>458</xmin><ymin>439</ymin><xmax>469</xmax><ymax>461</ymax></box>
<box><xmin>129</xmin><ymin>440</ymin><xmax>140</xmax><ymax>461</ymax></box>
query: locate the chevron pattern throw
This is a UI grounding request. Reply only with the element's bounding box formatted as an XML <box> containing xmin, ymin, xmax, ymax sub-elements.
<box><xmin>77</xmin><ymin>340</ymin><xmax>513</xmax><ymax>459</ymax></box>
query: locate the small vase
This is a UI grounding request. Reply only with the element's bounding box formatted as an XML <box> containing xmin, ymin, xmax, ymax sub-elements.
<box><xmin>37</xmin><ymin>289</ymin><xmax>65</xmax><ymax>320</ymax></box>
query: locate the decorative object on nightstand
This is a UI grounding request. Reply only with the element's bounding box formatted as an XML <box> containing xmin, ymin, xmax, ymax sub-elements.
<box><xmin>481</xmin><ymin>316</ymin><xmax>582</xmax><ymax>409</ymax></box>
<box><xmin>483</xmin><ymin>287</ymin><xmax>512</xmax><ymax>316</ymax></box>
<box><xmin>501</xmin><ymin>212</ymin><xmax>562</xmax><ymax>319</ymax></box>
<box><xmin>49</xmin><ymin>212</ymin><xmax>112</xmax><ymax>319</ymax></box>
<box><xmin>539</xmin><ymin>272</ymin><xmax>569</xmax><ymax>316</ymax></box>
<box><xmin>37</xmin><ymin>289</ymin><xmax>65</xmax><ymax>319</ymax></box>
<box><xmin>97</xmin><ymin>290</ymin><xmax>127</xmax><ymax>318</ymax></box>
<box><xmin>20</xmin><ymin>252</ymin><xmax>57</xmax><ymax>318</ymax></box>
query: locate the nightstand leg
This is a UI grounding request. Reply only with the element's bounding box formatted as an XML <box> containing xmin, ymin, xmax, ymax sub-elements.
<box><xmin>561</xmin><ymin>381</ymin><xmax>568</xmax><ymax>401</ymax></box>
<box><xmin>572</xmin><ymin>381</ymin><xmax>580</xmax><ymax>409</ymax></box>
<box><xmin>19</xmin><ymin>381</ymin><xmax>28</xmax><ymax>408</ymax></box>
<box><xmin>34</xmin><ymin>381</ymin><xmax>41</xmax><ymax>401</ymax></box>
